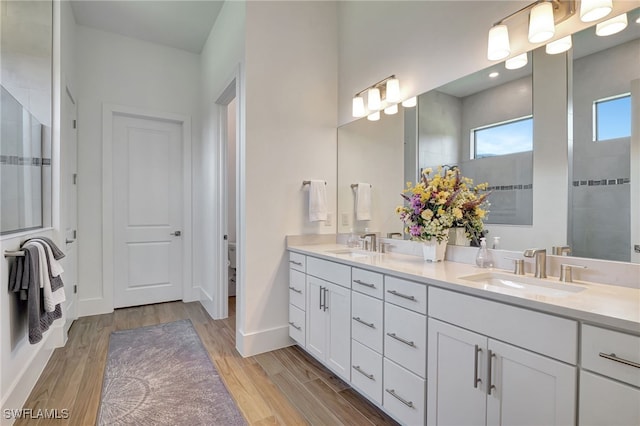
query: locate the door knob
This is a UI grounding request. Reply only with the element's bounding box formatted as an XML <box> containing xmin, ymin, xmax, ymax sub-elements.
<box><xmin>170</xmin><ymin>231</ymin><xmax>182</xmax><ymax>236</ymax></box>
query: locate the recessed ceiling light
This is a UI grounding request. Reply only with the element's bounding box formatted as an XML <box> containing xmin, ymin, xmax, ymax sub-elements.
<box><xmin>489</xmin><ymin>72</ymin><xmax>500</xmax><ymax>78</ymax></box>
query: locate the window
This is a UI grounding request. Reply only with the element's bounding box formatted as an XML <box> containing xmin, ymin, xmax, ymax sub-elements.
<box><xmin>472</xmin><ymin>116</ymin><xmax>533</xmax><ymax>159</ymax></box>
<box><xmin>594</xmin><ymin>94</ymin><xmax>631</xmax><ymax>141</ymax></box>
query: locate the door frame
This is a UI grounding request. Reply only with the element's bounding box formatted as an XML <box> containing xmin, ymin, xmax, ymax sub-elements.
<box><xmin>102</xmin><ymin>104</ymin><xmax>193</xmax><ymax>311</ymax></box>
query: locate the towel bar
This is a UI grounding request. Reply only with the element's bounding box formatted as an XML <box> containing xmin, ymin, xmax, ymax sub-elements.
<box><xmin>351</xmin><ymin>183</ymin><xmax>373</xmax><ymax>189</ymax></box>
<box><xmin>4</xmin><ymin>250</ymin><xmax>25</xmax><ymax>258</ymax></box>
<box><xmin>302</xmin><ymin>180</ymin><xmax>326</xmax><ymax>186</ymax></box>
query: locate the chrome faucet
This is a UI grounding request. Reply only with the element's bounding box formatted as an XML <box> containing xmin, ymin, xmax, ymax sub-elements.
<box><xmin>387</xmin><ymin>232</ymin><xmax>403</xmax><ymax>239</ymax></box>
<box><xmin>552</xmin><ymin>245</ymin><xmax>571</xmax><ymax>256</ymax></box>
<box><xmin>361</xmin><ymin>233</ymin><xmax>377</xmax><ymax>252</ymax></box>
<box><xmin>523</xmin><ymin>248</ymin><xmax>547</xmax><ymax>278</ymax></box>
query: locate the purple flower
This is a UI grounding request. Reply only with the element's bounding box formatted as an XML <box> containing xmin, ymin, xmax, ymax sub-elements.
<box><xmin>409</xmin><ymin>225</ymin><xmax>423</xmax><ymax>236</ymax></box>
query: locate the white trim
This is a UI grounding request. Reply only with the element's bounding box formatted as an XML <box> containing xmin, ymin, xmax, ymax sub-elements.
<box><xmin>100</xmin><ymin>104</ymin><xmax>193</xmax><ymax>313</ymax></box>
<box><xmin>235</xmin><ymin>325</ymin><xmax>294</xmax><ymax>357</ymax></box>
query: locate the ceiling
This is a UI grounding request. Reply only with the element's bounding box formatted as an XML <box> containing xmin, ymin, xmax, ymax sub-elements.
<box><xmin>70</xmin><ymin>0</ymin><xmax>225</xmax><ymax>53</ymax></box>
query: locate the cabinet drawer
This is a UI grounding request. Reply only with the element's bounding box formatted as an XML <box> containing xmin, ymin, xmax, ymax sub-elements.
<box><xmin>429</xmin><ymin>287</ymin><xmax>577</xmax><ymax>364</ymax></box>
<box><xmin>384</xmin><ymin>303</ymin><xmax>427</xmax><ymax>378</ymax></box>
<box><xmin>351</xmin><ymin>340</ymin><xmax>383</xmax><ymax>405</ymax></box>
<box><xmin>579</xmin><ymin>370</ymin><xmax>640</xmax><ymax>426</ymax></box>
<box><xmin>383</xmin><ymin>358</ymin><xmax>425</xmax><ymax>426</ymax></box>
<box><xmin>582</xmin><ymin>325</ymin><xmax>640</xmax><ymax>387</ymax></box>
<box><xmin>352</xmin><ymin>292</ymin><xmax>383</xmax><ymax>353</ymax></box>
<box><xmin>307</xmin><ymin>256</ymin><xmax>351</xmax><ymax>288</ymax></box>
<box><xmin>352</xmin><ymin>267</ymin><xmax>383</xmax><ymax>299</ymax></box>
<box><xmin>289</xmin><ymin>252</ymin><xmax>306</xmax><ymax>272</ymax></box>
<box><xmin>289</xmin><ymin>304</ymin><xmax>305</xmax><ymax>346</ymax></box>
<box><xmin>289</xmin><ymin>269</ymin><xmax>306</xmax><ymax>310</ymax></box>
<box><xmin>384</xmin><ymin>276</ymin><xmax>427</xmax><ymax>314</ymax></box>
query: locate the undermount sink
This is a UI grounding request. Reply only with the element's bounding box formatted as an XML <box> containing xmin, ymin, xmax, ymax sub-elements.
<box><xmin>325</xmin><ymin>248</ymin><xmax>378</xmax><ymax>258</ymax></box>
<box><xmin>459</xmin><ymin>271</ymin><xmax>587</xmax><ymax>298</ymax></box>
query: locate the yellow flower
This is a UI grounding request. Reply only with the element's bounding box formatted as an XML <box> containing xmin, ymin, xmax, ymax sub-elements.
<box><xmin>422</xmin><ymin>167</ymin><xmax>433</xmax><ymax>175</ymax></box>
<box><xmin>395</xmin><ymin>206</ymin><xmax>403</xmax><ymax>214</ymax></box>
<box><xmin>475</xmin><ymin>208</ymin><xmax>486</xmax><ymax>218</ymax></box>
<box><xmin>421</xmin><ymin>209</ymin><xmax>434</xmax><ymax>220</ymax></box>
<box><xmin>438</xmin><ymin>208</ymin><xmax>445</xmax><ymax>216</ymax></box>
<box><xmin>453</xmin><ymin>207</ymin><xmax>463</xmax><ymax>219</ymax></box>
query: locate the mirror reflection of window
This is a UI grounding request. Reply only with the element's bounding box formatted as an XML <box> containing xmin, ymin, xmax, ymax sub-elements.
<box><xmin>472</xmin><ymin>116</ymin><xmax>533</xmax><ymax>158</ymax></box>
<box><xmin>593</xmin><ymin>94</ymin><xmax>632</xmax><ymax>141</ymax></box>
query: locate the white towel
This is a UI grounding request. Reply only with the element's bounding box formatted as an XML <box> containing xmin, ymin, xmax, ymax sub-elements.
<box><xmin>25</xmin><ymin>241</ymin><xmax>65</xmax><ymax>312</ymax></box>
<box><xmin>309</xmin><ymin>180</ymin><xmax>328</xmax><ymax>222</ymax></box>
<box><xmin>356</xmin><ymin>183</ymin><xmax>372</xmax><ymax>221</ymax></box>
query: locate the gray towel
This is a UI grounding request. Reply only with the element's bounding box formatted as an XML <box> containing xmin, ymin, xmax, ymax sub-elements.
<box><xmin>25</xmin><ymin>236</ymin><xmax>65</xmax><ymax>260</ymax></box>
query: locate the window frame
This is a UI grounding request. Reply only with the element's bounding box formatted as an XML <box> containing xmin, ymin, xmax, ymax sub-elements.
<box><xmin>592</xmin><ymin>93</ymin><xmax>631</xmax><ymax>142</ymax></box>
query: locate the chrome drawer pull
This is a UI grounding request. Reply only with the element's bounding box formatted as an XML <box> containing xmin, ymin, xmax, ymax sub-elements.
<box><xmin>385</xmin><ymin>389</ymin><xmax>414</xmax><ymax>408</ymax></box>
<box><xmin>487</xmin><ymin>350</ymin><xmax>496</xmax><ymax>395</ymax></box>
<box><xmin>473</xmin><ymin>345</ymin><xmax>482</xmax><ymax>388</ymax></box>
<box><xmin>288</xmin><ymin>321</ymin><xmax>301</xmax><ymax>331</ymax></box>
<box><xmin>353</xmin><ymin>317</ymin><xmax>375</xmax><ymax>328</ymax></box>
<box><xmin>387</xmin><ymin>290</ymin><xmax>416</xmax><ymax>301</ymax></box>
<box><xmin>387</xmin><ymin>332</ymin><xmax>416</xmax><ymax>348</ymax></box>
<box><xmin>352</xmin><ymin>365</ymin><xmax>375</xmax><ymax>380</ymax></box>
<box><xmin>599</xmin><ymin>352</ymin><xmax>640</xmax><ymax>369</ymax></box>
<box><xmin>288</xmin><ymin>286</ymin><xmax>302</xmax><ymax>294</ymax></box>
<box><xmin>289</xmin><ymin>260</ymin><xmax>303</xmax><ymax>266</ymax></box>
<box><xmin>354</xmin><ymin>279</ymin><xmax>376</xmax><ymax>288</ymax></box>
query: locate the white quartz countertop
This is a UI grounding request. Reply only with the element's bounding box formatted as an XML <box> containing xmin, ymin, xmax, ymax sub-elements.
<box><xmin>288</xmin><ymin>243</ymin><xmax>640</xmax><ymax>335</ymax></box>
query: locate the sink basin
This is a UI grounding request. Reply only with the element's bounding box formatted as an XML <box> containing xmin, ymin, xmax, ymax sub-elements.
<box><xmin>325</xmin><ymin>248</ymin><xmax>378</xmax><ymax>259</ymax></box>
<box><xmin>459</xmin><ymin>272</ymin><xmax>586</xmax><ymax>298</ymax></box>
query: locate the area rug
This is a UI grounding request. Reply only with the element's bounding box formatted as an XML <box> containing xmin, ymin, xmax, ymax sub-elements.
<box><xmin>97</xmin><ymin>319</ymin><xmax>246</xmax><ymax>425</ymax></box>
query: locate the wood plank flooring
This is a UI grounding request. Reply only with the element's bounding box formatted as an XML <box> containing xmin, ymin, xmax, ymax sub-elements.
<box><xmin>16</xmin><ymin>298</ymin><xmax>398</xmax><ymax>425</ymax></box>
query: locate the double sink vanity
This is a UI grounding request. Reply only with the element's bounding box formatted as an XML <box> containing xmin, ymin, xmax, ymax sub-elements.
<box><xmin>287</xmin><ymin>240</ymin><xmax>640</xmax><ymax>426</ymax></box>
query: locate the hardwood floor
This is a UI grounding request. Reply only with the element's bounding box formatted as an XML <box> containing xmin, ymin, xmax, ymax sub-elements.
<box><xmin>17</xmin><ymin>298</ymin><xmax>398</xmax><ymax>425</ymax></box>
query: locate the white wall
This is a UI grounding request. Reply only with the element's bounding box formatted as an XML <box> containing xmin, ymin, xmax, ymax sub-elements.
<box><xmin>75</xmin><ymin>25</ymin><xmax>200</xmax><ymax>315</ymax></box>
<box><xmin>241</xmin><ymin>1</ymin><xmax>338</xmax><ymax>355</ymax></box>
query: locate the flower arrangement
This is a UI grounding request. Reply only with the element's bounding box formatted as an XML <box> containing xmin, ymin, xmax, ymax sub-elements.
<box><xmin>396</xmin><ymin>166</ymin><xmax>490</xmax><ymax>243</ymax></box>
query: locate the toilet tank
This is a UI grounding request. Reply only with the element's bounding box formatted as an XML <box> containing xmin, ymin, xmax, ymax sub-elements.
<box><xmin>228</xmin><ymin>242</ymin><xmax>237</xmax><ymax>268</ymax></box>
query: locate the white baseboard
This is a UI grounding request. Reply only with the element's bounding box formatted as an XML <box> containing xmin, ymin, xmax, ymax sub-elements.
<box><xmin>0</xmin><ymin>324</ymin><xmax>64</xmax><ymax>426</ymax></box>
<box><xmin>77</xmin><ymin>297</ymin><xmax>112</xmax><ymax>317</ymax></box>
<box><xmin>199</xmin><ymin>287</ymin><xmax>216</xmax><ymax>319</ymax></box>
<box><xmin>235</xmin><ymin>325</ymin><xmax>294</xmax><ymax>357</ymax></box>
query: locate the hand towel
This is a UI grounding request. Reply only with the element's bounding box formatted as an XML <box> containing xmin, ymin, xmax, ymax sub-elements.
<box><xmin>309</xmin><ymin>180</ymin><xmax>328</xmax><ymax>222</ymax></box>
<box><xmin>356</xmin><ymin>183</ymin><xmax>372</xmax><ymax>221</ymax></box>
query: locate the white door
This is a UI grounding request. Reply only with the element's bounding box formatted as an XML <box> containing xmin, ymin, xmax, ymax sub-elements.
<box><xmin>326</xmin><ymin>282</ymin><xmax>351</xmax><ymax>381</ymax></box>
<box><xmin>112</xmin><ymin>114</ymin><xmax>183</xmax><ymax>308</ymax></box>
<box><xmin>427</xmin><ymin>318</ymin><xmax>487</xmax><ymax>426</ymax></box>
<box><xmin>579</xmin><ymin>371</ymin><xmax>640</xmax><ymax>426</ymax></box>
<box><xmin>306</xmin><ymin>275</ymin><xmax>327</xmax><ymax>360</ymax></box>
<box><xmin>486</xmin><ymin>339</ymin><xmax>576</xmax><ymax>426</ymax></box>
<box><xmin>62</xmin><ymin>89</ymin><xmax>78</xmax><ymax>328</ymax></box>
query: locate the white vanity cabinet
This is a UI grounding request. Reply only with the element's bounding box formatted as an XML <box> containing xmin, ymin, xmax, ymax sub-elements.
<box><xmin>578</xmin><ymin>325</ymin><xmax>640</xmax><ymax>426</ymax></box>
<box><xmin>427</xmin><ymin>287</ymin><xmax>577</xmax><ymax>426</ymax></box>
<box><xmin>288</xmin><ymin>252</ymin><xmax>306</xmax><ymax>346</ymax></box>
<box><xmin>305</xmin><ymin>257</ymin><xmax>352</xmax><ymax>382</ymax></box>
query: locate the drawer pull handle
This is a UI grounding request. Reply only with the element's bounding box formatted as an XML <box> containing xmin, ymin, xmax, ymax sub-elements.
<box><xmin>385</xmin><ymin>389</ymin><xmax>414</xmax><ymax>408</ymax></box>
<box><xmin>352</xmin><ymin>365</ymin><xmax>375</xmax><ymax>380</ymax></box>
<box><xmin>387</xmin><ymin>290</ymin><xmax>416</xmax><ymax>301</ymax></box>
<box><xmin>487</xmin><ymin>350</ymin><xmax>496</xmax><ymax>395</ymax></box>
<box><xmin>387</xmin><ymin>332</ymin><xmax>416</xmax><ymax>348</ymax></box>
<box><xmin>599</xmin><ymin>352</ymin><xmax>640</xmax><ymax>369</ymax></box>
<box><xmin>354</xmin><ymin>279</ymin><xmax>376</xmax><ymax>288</ymax></box>
<box><xmin>289</xmin><ymin>286</ymin><xmax>302</xmax><ymax>294</ymax></box>
<box><xmin>473</xmin><ymin>345</ymin><xmax>482</xmax><ymax>388</ymax></box>
<box><xmin>353</xmin><ymin>317</ymin><xmax>375</xmax><ymax>328</ymax></box>
<box><xmin>289</xmin><ymin>260</ymin><xmax>303</xmax><ymax>266</ymax></box>
<box><xmin>288</xmin><ymin>321</ymin><xmax>301</xmax><ymax>331</ymax></box>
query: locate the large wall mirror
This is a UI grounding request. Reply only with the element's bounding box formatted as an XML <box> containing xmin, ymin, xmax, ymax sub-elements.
<box><xmin>0</xmin><ymin>0</ymin><xmax>53</xmax><ymax>235</ymax></box>
<box><xmin>337</xmin><ymin>6</ymin><xmax>639</xmax><ymax>264</ymax></box>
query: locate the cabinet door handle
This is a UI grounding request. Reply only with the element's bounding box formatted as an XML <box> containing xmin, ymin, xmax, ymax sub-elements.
<box><xmin>352</xmin><ymin>317</ymin><xmax>375</xmax><ymax>328</ymax></box>
<box><xmin>385</xmin><ymin>389</ymin><xmax>414</xmax><ymax>408</ymax></box>
<box><xmin>353</xmin><ymin>279</ymin><xmax>376</xmax><ymax>288</ymax></box>
<box><xmin>319</xmin><ymin>286</ymin><xmax>324</xmax><ymax>310</ymax></box>
<box><xmin>386</xmin><ymin>290</ymin><xmax>416</xmax><ymax>301</ymax></box>
<box><xmin>352</xmin><ymin>365</ymin><xmax>375</xmax><ymax>380</ymax></box>
<box><xmin>323</xmin><ymin>288</ymin><xmax>329</xmax><ymax>311</ymax></box>
<box><xmin>386</xmin><ymin>332</ymin><xmax>416</xmax><ymax>348</ymax></box>
<box><xmin>289</xmin><ymin>260</ymin><xmax>303</xmax><ymax>266</ymax></box>
<box><xmin>474</xmin><ymin>345</ymin><xmax>482</xmax><ymax>388</ymax></box>
<box><xmin>289</xmin><ymin>286</ymin><xmax>302</xmax><ymax>294</ymax></box>
<box><xmin>487</xmin><ymin>350</ymin><xmax>496</xmax><ymax>395</ymax></box>
<box><xmin>599</xmin><ymin>352</ymin><xmax>640</xmax><ymax>369</ymax></box>
<box><xmin>288</xmin><ymin>321</ymin><xmax>301</xmax><ymax>331</ymax></box>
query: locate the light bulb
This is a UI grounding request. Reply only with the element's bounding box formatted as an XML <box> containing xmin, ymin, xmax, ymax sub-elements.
<box><xmin>487</xmin><ymin>24</ymin><xmax>510</xmax><ymax>61</ymax></box>
<box><xmin>367</xmin><ymin>111</ymin><xmax>380</xmax><ymax>121</ymax></box>
<box><xmin>368</xmin><ymin>87</ymin><xmax>381</xmax><ymax>111</ymax></box>
<box><xmin>401</xmin><ymin>97</ymin><xmax>417</xmax><ymax>108</ymax></box>
<box><xmin>352</xmin><ymin>95</ymin><xmax>366</xmax><ymax>118</ymax></box>
<box><xmin>528</xmin><ymin>2</ymin><xmax>555</xmax><ymax>43</ymax></box>
<box><xmin>505</xmin><ymin>53</ymin><xmax>528</xmax><ymax>70</ymax></box>
<box><xmin>545</xmin><ymin>35</ymin><xmax>572</xmax><ymax>54</ymax></box>
<box><xmin>580</xmin><ymin>0</ymin><xmax>612</xmax><ymax>22</ymax></box>
<box><xmin>489</xmin><ymin>72</ymin><xmax>499</xmax><ymax>78</ymax></box>
<box><xmin>386</xmin><ymin>78</ymin><xmax>401</xmax><ymax>103</ymax></box>
<box><xmin>596</xmin><ymin>13</ymin><xmax>628</xmax><ymax>36</ymax></box>
<box><xmin>384</xmin><ymin>104</ymin><xmax>398</xmax><ymax>115</ymax></box>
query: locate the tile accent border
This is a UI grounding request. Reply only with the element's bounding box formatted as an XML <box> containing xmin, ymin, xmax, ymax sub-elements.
<box><xmin>572</xmin><ymin>178</ymin><xmax>630</xmax><ymax>187</ymax></box>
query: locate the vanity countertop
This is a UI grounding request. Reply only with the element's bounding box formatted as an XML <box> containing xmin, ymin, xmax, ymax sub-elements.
<box><xmin>288</xmin><ymin>243</ymin><xmax>640</xmax><ymax>334</ymax></box>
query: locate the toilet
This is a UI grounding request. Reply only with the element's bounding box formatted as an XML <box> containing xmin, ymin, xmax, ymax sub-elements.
<box><xmin>228</xmin><ymin>242</ymin><xmax>237</xmax><ymax>296</ymax></box>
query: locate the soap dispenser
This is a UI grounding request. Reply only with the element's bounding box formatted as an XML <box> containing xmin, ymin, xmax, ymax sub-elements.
<box><xmin>475</xmin><ymin>237</ymin><xmax>494</xmax><ymax>268</ymax></box>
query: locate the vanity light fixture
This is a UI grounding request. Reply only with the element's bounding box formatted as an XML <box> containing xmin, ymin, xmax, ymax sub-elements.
<box><xmin>596</xmin><ymin>13</ymin><xmax>628</xmax><ymax>36</ymax></box>
<box><xmin>352</xmin><ymin>95</ymin><xmax>366</xmax><ymax>118</ymax></box>
<box><xmin>386</xmin><ymin>78</ymin><xmax>401</xmax><ymax>103</ymax></box>
<box><xmin>487</xmin><ymin>24</ymin><xmax>511</xmax><ymax>60</ymax></box>
<box><xmin>528</xmin><ymin>1</ymin><xmax>556</xmax><ymax>43</ymax></box>
<box><xmin>368</xmin><ymin>87</ymin><xmax>381</xmax><ymax>111</ymax></box>
<box><xmin>545</xmin><ymin>35</ymin><xmax>572</xmax><ymax>54</ymax></box>
<box><xmin>352</xmin><ymin>75</ymin><xmax>401</xmax><ymax>118</ymax></box>
<box><xmin>384</xmin><ymin>104</ymin><xmax>398</xmax><ymax>115</ymax></box>
<box><xmin>367</xmin><ymin>111</ymin><xmax>380</xmax><ymax>121</ymax></box>
<box><xmin>505</xmin><ymin>52</ymin><xmax>528</xmax><ymax>70</ymax></box>
<box><xmin>580</xmin><ymin>0</ymin><xmax>612</xmax><ymax>22</ymax></box>
<box><xmin>402</xmin><ymin>97</ymin><xmax>417</xmax><ymax>108</ymax></box>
